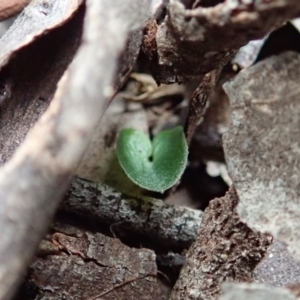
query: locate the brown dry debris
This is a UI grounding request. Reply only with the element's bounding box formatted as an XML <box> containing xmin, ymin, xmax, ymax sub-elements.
<box><xmin>144</xmin><ymin>0</ymin><xmax>300</xmax><ymax>83</ymax></box>
<box><xmin>170</xmin><ymin>187</ymin><xmax>272</xmax><ymax>300</ymax></box>
<box><xmin>31</xmin><ymin>223</ymin><xmax>160</xmax><ymax>300</ymax></box>
<box><xmin>1</xmin><ymin>1</ymin><xmax>300</xmax><ymax>300</ymax></box>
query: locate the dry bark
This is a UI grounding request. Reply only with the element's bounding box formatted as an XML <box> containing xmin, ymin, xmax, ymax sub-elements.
<box><xmin>61</xmin><ymin>177</ymin><xmax>203</xmax><ymax>250</ymax></box>
<box><xmin>170</xmin><ymin>187</ymin><xmax>271</xmax><ymax>300</ymax></box>
<box><xmin>1</xmin><ymin>1</ymin><xmax>300</xmax><ymax>299</ymax></box>
<box><xmin>0</xmin><ymin>0</ymin><xmax>151</xmax><ymax>299</ymax></box>
<box><xmin>29</xmin><ymin>223</ymin><xmax>160</xmax><ymax>300</ymax></box>
<box><xmin>0</xmin><ymin>1</ymin><xmax>85</xmax><ymax>165</ymax></box>
<box><xmin>143</xmin><ymin>0</ymin><xmax>300</xmax><ymax>84</ymax></box>
<box><xmin>0</xmin><ymin>0</ymin><xmax>84</xmax><ymax>71</ymax></box>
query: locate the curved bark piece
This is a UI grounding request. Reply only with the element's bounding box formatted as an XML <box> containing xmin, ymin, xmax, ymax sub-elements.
<box><xmin>0</xmin><ymin>0</ymin><xmax>83</xmax><ymax>68</ymax></box>
<box><xmin>0</xmin><ymin>4</ymin><xmax>85</xmax><ymax>165</ymax></box>
<box><xmin>0</xmin><ymin>1</ymin><xmax>151</xmax><ymax>299</ymax></box>
<box><xmin>144</xmin><ymin>0</ymin><xmax>300</xmax><ymax>84</ymax></box>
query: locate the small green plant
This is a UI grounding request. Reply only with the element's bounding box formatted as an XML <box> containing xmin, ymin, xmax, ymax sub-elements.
<box><xmin>116</xmin><ymin>126</ymin><xmax>188</xmax><ymax>193</ymax></box>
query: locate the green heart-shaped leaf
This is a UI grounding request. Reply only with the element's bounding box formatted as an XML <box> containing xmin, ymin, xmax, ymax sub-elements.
<box><xmin>116</xmin><ymin>126</ymin><xmax>188</xmax><ymax>193</ymax></box>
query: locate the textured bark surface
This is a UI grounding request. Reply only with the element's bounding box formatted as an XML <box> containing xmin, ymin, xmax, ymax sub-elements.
<box><xmin>1</xmin><ymin>1</ymin><xmax>300</xmax><ymax>299</ymax></box>
<box><xmin>30</xmin><ymin>223</ymin><xmax>160</xmax><ymax>300</ymax></box>
<box><xmin>143</xmin><ymin>0</ymin><xmax>300</xmax><ymax>84</ymax></box>
<box><xmin>0</xmin><ymin>0</ymin><xmax>84</xmax><ymax>69</ymax></box>
<box><xmin>61</xmin><ymin>177</ymin><xmax>203</xmax><ymax>250</ymax></box>
<box><xmin>170</xmin><ymin>187</ymin><xmax>272</xmax><ymax>300</ymax></box>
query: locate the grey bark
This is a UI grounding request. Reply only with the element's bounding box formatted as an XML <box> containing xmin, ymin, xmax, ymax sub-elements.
<box><xmin>0</xmin><ymin>1</ymin><xmax>151</xmax><ymax>299</ymax></box>
<box><xmin>220</xmin><ymin>283</ymin><xmax>297</xmax><ymax>300</ymax></box>
<box><xmin>0</xmin><ymin>0</ymin><xmax>85</xmax><ymax>165</ymax></box>
<box><xmin>61</xmin><ymin>177</ymin><xmax>203</xmax><ymax>249</ymax></box>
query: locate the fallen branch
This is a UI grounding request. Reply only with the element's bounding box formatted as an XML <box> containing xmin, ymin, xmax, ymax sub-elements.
<box><xmin>61</xmin><ymin>177</ymin><xmax>203</xmax><ymax>249</ymax></box>
<box><xmin>0</xmin><ymin>0</ymin><xmax>151</xmax><ymax>299</ymax></box>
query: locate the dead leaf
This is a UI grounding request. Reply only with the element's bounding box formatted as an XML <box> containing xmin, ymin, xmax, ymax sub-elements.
<box><xmin>0</xmin><ymin>0</ymin><xmax>83</xmax><ymax>67</ymax></box>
